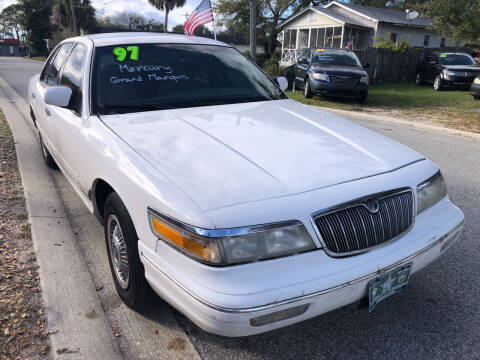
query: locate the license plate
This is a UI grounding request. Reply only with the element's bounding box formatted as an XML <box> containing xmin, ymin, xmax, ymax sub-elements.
<box><xmin>368</xmin><ymin>263</ymin><xmax>412</xmax><ymax>312</ymax></box>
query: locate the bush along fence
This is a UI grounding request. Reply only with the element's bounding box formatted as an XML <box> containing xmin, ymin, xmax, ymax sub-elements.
<box><xmin>353</xmin><ymin>47</ymin><xmax>473</xmax><ymax>83</ymax></box>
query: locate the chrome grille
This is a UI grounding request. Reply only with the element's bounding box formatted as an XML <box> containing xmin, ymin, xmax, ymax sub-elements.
<box><xmin>314</xmin><ymin>190</ymin><xmax>414</xmax><ymax>256</ymax></box>
<box><xmin>329</xmin><ymin>76</ymin><xmax>358</xmax><ymax>86</ymax></box>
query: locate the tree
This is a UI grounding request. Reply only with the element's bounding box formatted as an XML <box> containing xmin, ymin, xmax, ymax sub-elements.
<box><xmin>148</xmin><ymin>0</ymin><xmax>186</xmax><ymax>33</ymax></box>
<box><xmin>216</xmin><ymin>0</ymin><xmax>314</xmax><ymax>58</ymax></box>
<box><xmin>52</xmin><ymin>0</ymin><xmax>96</xmax><ymax>34</ymax></box>
<box><xmin>1</xmin><ymin>4</ymin><xmax>23</xmax><ymax>39</ymax></box>
<box><xmin>419</xmin><ymin>0</ymin><xmax>480</xmax><ymax>43</ymax></box>
<box><xmin>97</xmin><ymin>12</ymin><xmax>164</xmax><ymax>31</ymax></box>
<box><xmin>172</xmin><ymin>23</ymin><xmax>212</xmax><ymax>36</ymax></box>
<box><xmin>19</xmin><ymin>0</ymin><xmax>53</xmax><ymax>55</ymax></box>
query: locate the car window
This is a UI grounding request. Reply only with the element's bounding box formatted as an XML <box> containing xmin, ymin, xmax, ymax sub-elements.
<box><xmin>311</xmin><ymin>49</ymin><xmax>361</xmax><ymax>67</ymax></box>
<box><xmin>40</xmin><ymin>47</ymin><xmax>61</xmax><ymax>83</ymax></box>
<box><xmin>59</xmin><ymin>44</ymin><xmax>87</xmax><ymax>115</ymax></box>
<box><xmin>42</xmin><ymin>43</ymin><xmax>74</xmax><ymax>86</ymax></box>
<box><xmin>91</xmin><ymin>43</ymin><xmax>286</xmax><ymax>115</ymax></box>
<box><xmin>439</xmin><ymin>54</ymin><xmax>476</xmax><ymax>66</ymax></box>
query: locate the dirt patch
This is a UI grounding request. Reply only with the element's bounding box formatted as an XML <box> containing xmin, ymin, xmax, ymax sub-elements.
<box><xmin>0</xmin><ymin>109</ymin><xmax>51</xmax><ymax>359</ymax></box>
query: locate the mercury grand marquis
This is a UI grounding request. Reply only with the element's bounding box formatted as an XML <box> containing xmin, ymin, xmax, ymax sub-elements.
<box><xmin>28</xmin><ymin>33</ymin><xmax>464</xmax><ymax>337</ymax></box>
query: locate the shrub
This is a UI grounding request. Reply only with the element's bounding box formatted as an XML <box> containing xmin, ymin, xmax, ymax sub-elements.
<box><xmin>374</xmin><ymin>33</ymin><xmax>412</xmax><ymax>52</ymax></box>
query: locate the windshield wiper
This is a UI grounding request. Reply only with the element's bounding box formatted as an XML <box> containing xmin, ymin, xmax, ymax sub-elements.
<box><xmin>103</xmin><ymin>102</ymin><xmax>178</xmax><ymax>113</ymax></box>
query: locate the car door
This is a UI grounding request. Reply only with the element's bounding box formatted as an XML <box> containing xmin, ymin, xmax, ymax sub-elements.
<box><xmin>32</xmin><ymin>42</ymin><xmax>74</xmax><ymax>155</ymax></box>
<box><xmin>47</xmin><ymin>43</ymin><xmax>89</xmax><ymax>192</ymax></box>
<box><xmin>294</xmin><ymin>49</ymin><xmax>311</xmax><ymax>89</ymax></box>
<box><xmin>425</xmin><ymin>55</ymin><xmax>439</xmax><ymax>82</ymax></box>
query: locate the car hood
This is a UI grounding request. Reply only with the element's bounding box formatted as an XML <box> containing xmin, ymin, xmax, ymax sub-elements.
<box><xmin>310</xmin><ymin>65</ymin><xmax>366</xmax><ymax>77</ymax></box>
<box><xmin>441</xmin><ymin>65</ymin><xmax>480</xmax><ymax>72</ymax></box>
<box><xmin>100</xmin><ymin>100</ymin><xmax>424</xmax><ymax>211</ymax></box>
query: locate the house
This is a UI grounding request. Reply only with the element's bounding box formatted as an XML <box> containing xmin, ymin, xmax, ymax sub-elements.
<box><xmin>0</xmin><ymin>38</ymin><xmax>22</xmax><ymax>56</ymax></box>
<box><xmin>277</xmin><ymin>1</ymin><xmax>464</xmax><ymax>65</ymax></box>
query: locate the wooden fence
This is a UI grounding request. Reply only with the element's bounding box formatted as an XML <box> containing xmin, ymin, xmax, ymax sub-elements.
<box><xmin>353</xmin><ymin>47</ymin><xmax>472</xmax><ymax>83</ymax></box>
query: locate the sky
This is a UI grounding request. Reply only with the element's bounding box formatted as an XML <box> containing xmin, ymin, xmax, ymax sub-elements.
<box><xmin>0</xmin><ymin>0</ymin><xmax>209</xmax><ymax>31</ymax></box>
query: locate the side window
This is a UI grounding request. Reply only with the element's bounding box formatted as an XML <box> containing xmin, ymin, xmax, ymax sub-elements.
<box><xmin>41</xmin><ymin>43</ymin><xmax>74</xmax><ymax>86</ymax></box>
<box><xmin>40</xmin><ymin>47</ymin><xmax>60</xmax><ymax>83</ymax></box>
<box><xmin>59</xmin><ymin>44</ymin><xmax>87</xmax><ymax>115</ymax></box>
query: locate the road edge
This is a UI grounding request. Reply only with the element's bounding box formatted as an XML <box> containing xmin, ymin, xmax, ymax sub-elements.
<box><xmin>0</xmin><ymin>75</ymin><xmax>124</xmax><ymax>359</ymax></box>
<box><xmin>315</xmin><ymin>106</ymin><xmax>480</xmax><ymax>142</ymax></box>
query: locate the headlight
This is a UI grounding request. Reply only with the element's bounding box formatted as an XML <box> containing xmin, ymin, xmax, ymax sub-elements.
<box><xmin>360</xmin><ymin>76</ymin><xmax>369</xmax><ymax>85</ymax></box>
<box><xmin>443</xmin><ymin>69</ymin><xmax>454</xmax><ymax>76</ymax></box>
<box><xmin>148</xmin><ymin>208</ymin><xmax>316</xmax><ymax>266</ymax></box>
<box><xmin>474</xmin><ymin>77</ymin><xmax>480</xmax><ymax>84</ymax></box>
<box><xmin>417</xmin><ymin>172</ymin><xmax>447</xmax><ymax>214</ymax></box>
<box><xmin>312</xmin><ymin>72</ymin><xmax>329</xmax><ymax>81</ymax></box>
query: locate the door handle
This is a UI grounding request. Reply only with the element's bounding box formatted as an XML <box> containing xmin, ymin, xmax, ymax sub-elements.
<box><xmin>44</xmin><ymin>108</ymin><xmax>51</xmax><ymax>117</ymax></box>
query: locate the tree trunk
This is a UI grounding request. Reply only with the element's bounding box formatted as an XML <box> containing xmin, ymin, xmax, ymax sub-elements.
<box><xmin>164</xmin><ymin>6</ymin><xmax>169</xmax><ymax>33</ymax></box>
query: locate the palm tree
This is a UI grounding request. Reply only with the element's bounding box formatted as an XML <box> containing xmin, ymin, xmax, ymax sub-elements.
<box><xmin>52</xmin><ymin>0</ymin><xmax>96</xmax><ymax>35</ymax></box>
<box><xmin>148</xmin><ymin>0</ymin><xmax>186</xmax><ymax>33</ymax></box>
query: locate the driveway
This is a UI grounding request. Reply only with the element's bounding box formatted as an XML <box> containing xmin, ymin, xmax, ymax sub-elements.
<box><xmin>1</xmin><ymin>57</ymin><xmax>479</xmax><ymax>359</ymax></box>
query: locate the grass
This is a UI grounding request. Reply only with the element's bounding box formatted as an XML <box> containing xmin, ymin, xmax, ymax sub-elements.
<box><xmin>286</xmin><ymin>82</ymin><xmax>480</xmax><ymax>133</ymax></box>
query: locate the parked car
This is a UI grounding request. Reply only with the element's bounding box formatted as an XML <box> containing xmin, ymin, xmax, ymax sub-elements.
<box><xmin>416</xmin><ymin>52</ymin><xmax>480</xmax><ymax>91</ymax></box>
<box><xmin>28</xmin><ymin>33</ymin><xmax>464</xmax><ymax>337</ymax></box>
<box><xmin>471</xmin><ymin>77</ymin><xmax>480</xmax><ymax>100</ymax></box>
<box><xmin>293</xmin><ymin>48</ymin><xmax>369</xmax><ymax>102</ymax></box>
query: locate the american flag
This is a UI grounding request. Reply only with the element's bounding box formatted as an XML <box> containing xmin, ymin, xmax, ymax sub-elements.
<box><xmin>184</xmin><ymin>0</ymin><xmax>214</xmax><ymax>36</ymax></box>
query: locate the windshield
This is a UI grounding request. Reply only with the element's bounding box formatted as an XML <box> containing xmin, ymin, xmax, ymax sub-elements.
<box><xmin>311</xmin><ymin>49</ymin><xmax>362</xmax><ymax>67</ymax></box>
<box><xmin>91</xmin><ymin>43</ymin><xmax>286</xmax><ymax>115</ymax></box>
<box><xmin>439</xmin><ymin>54</ymin><xmax>476</xmax><ymax>66</ymax></box>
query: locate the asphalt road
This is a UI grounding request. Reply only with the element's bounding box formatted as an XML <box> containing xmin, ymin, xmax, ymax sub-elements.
<box><xmin>1</xmin><ymin>57</ymin><xmax>479</xmax><ymax>360</ymax></box>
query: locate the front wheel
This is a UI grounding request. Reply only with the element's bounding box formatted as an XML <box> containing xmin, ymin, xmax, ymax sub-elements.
<box><xmin>433</xmin><ymin>75</ymin><xmax>443</xmax><ymax>91</ymax></box>
<box><xmin>104</xmin><ymin>192</ymin><xmax>154</xmax><ymax>310</ymax></box>
<box><xmin>304</xmin><ymin>78</ymin><xmax>313</xmax><ymax>98</ymax></box>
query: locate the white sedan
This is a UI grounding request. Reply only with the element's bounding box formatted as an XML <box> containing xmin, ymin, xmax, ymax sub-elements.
<box><xmin>28</xmin><ymin>33</ymin><xmax>464</xmax><ymax>337</ymax></box>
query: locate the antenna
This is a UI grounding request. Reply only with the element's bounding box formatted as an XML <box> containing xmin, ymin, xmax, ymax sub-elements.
<box><xmin>406</xmin><ymin>10</ymin><xmax>419</xmax><ymax>20</ymax></box>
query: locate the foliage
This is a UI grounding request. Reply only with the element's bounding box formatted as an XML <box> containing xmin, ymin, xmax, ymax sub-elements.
<box><xmin>262</xmin><ymin>57</ymin><xmax>282</xmax><ymax>78</ymax></box>
<box><xmin>215</xmin><ymin>0</ymin><xmax>319</xmax><ymax>58</ymax></box>
<box><xmin>19</xmin><ymin>0</ymin><xmax>53</xmax><ymax>55</ymax></box>
<box><xmin>148</xmin><ymin>0</ymin><xmax>186</xmax><ymax>32</ymax></box>
<box><xmin>373</xmin><ymin>33</ymin><xmax>412</xmax><ymax>52</ymax></box>
<box><xmin>96</xmin><ymin>12</ymin><xmax>164</xmax><ymax>31</ymax></box>
<box><xmin>52</xmin><ymin>0</ymin><xmax>96</xmax><ymax>33</ymax></box>
<box><xmin>243</xmin><ymin>50</ymin><xmax>269</xmax><ymax>68</ymax></box>
<box><xmin>0</xmin><ymin>4</ymin><xmax>23</xmax><ymax>39</ymax></box>
<box><xmin>171</xmin><ymin>24</ymin><xmax>212</xmax><ymax>36</ymax></box>
<box><xmin>419</xmin><ymin>0</ymin><xmax>480</xmax><ymax>43</ymax></box>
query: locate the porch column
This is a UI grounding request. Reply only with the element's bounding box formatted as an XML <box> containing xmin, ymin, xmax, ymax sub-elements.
<box><xmin>308</xmin><ymin>28</ymin><xmax>312</xmax><ymax>48</ymax></box>
<box><xmin>295</xmin><ymin>29</ymin><xmax>301</xmax><ymax>60</ymax></box>
<box><xmin>341</xmin><ymin>25</ymin><xmax>344</xmax><ymax>48</ymax></box>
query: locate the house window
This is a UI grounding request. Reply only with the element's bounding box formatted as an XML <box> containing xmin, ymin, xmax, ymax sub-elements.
<box><xmin>440</xmin><ymin>38</ymin><xmax>446</xmax><ymax>47</ymax></box>
<box><xmin>424</xmin><ymin>35</ymin><xmax>430</xmax><ymax>46</ymax></box>
<box><xmin>308</xmin><ymin>12</ymin><xmax>316</xmax><ymax>22</ymax></box>
<box><xmin>390</xmin><ymin>33</ymin><xmax>397</xmax><ymax>42</ymax></box>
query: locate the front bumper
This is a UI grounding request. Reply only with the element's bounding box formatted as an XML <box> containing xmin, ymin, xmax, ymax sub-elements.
<box><xmin>441</xmin><ymin>75</ymin><xmax>477</xmax><ymax>89</ymax></box>
<box><xmin>309</xmin><ymin>78</ymin><xmax>368</xmax><ymax>98</ymax></box>
<box><xmin>139</xmin><ymin>197</ymin><xmax>464</xmax><ymax>337</ymax></box>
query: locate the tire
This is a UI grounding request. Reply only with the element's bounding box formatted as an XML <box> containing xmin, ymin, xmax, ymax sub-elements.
<box><xmin>433</xmin><ymin>75</ymin><xmax>443</xmax><ymax>91</ymax></box>
<box><xmin>304</xmin><ymin>78</ymin><xmax>313</xmax><ymax>98</ymax></box>
<box><xmin>39</xmin><ymin>133</ymin><xmax>58</xmax><ymax>169</ymax></box>
<box><xmin>473</xmin><ymin>95</ymin><xmax>480</xmax><ymax>100</ymax></box>
<box><xmin>415</xmin><ymin>72</ymin><xmax>424</xmax><ymax>86</ymax></box>
<box><xmin>104</xmin><ymin>192</ymin><xmax>154</xmax><ymax>310</ymax></box>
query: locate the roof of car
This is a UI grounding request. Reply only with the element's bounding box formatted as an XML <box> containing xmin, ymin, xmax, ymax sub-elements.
<box><xmin>77</xmin><ymin>32</ymin><xmax>229</xmax><ymax>47</ymax></box>
<box><xmin>432</xmin><ymin>52</ymin><xmax>470</xmax><ymax>55</ymax></box>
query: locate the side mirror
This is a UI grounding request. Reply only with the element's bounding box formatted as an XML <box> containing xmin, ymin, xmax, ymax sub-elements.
<box><xmin>364</xmin><ymin>63</ymin><xmax>370</xmax><ymax>69</ymax></box>
<box><xmin>44</xmin><ymin>86</ymin><xmax>72</xmax><ymax>107</ymax></box>
<box><xmin>429</xmin><ymin>60</ymin><xmax>437</xmax><ymax>65</ymax></box>
<box><xmin>276</xmin><ymin>76</ymin><xmax>288</xmax><ymax>91</ymax></box>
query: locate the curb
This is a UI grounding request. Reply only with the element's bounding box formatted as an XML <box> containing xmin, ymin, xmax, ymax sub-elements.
<box><xmin>0</xmin><ymin>75</ymin><xmax>122</xmax><ymax>359</ymax></box>
<box><xmin>315</xmin><ymin>106</ymin><xmax>480</xmax><ymax>142</ymax></box>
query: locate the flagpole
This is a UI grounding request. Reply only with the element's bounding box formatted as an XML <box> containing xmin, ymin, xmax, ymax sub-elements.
<box><xmin>212</xmin><ymin>0</ymin><xmax>217</xmax><ymax>40</ymax></box>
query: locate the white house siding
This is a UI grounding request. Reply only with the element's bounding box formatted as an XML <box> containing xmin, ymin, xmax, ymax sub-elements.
<box><xmin>375</xmin><ymin>23</ymin><xmax>464</xmax><ymax>48</ymax></box>
<box><xmin>286</xmin><ymin>10</ymin><xmax>343</xmax><ymax>29</ymax></box>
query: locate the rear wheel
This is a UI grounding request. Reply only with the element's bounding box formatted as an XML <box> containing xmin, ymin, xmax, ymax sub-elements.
<box><xmin>39</xmin><ymin>133</ymin><xmax>57</xmax><ymax>169</ymax></box>
<box><xmin>104</xmin><ymin>192</ymin><xmax>154</xmax><ymax>310</ymax></box>
<box><xmin>433</xmin><ymin>75</ymin><xmax>443</xmax><ymax>91</ymax></box>
<box><xmin>304</xmin><ymin>78</ymin><xmax>313</xmax><ymax>98</ymax></box>
<box><xmin>415</xmin><ymin>72</ymin><xmax>424</xmax><ymax>86</ymax></box>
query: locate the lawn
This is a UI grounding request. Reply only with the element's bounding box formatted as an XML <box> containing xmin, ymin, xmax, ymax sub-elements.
<box><xmin>286</xmin><ymin>82</ymin><xmax>480</xmax><ymax>133</ymax></box>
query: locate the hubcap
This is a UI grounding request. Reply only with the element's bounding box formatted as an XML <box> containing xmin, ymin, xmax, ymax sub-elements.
<box><xmin>107</xmin><ymin>215</ymin><xmax>129</xmax><ymax>289</ymax></box>
<box><xmin>434</xmin><ymin>78</ymin><xmax>440</xmax><ymax>89</ymax></box>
